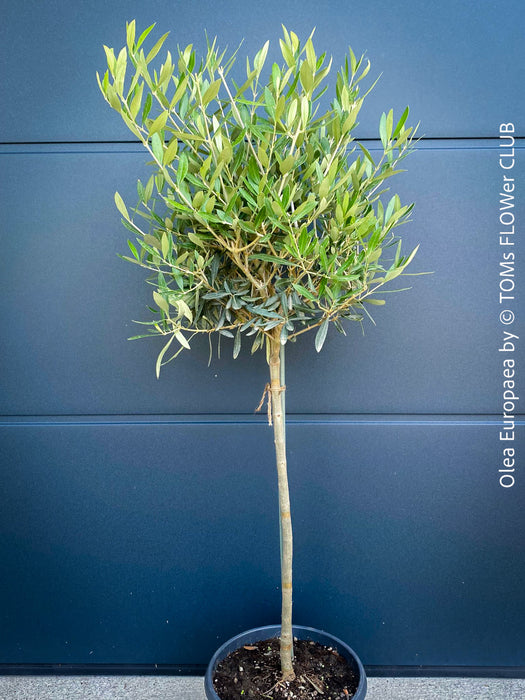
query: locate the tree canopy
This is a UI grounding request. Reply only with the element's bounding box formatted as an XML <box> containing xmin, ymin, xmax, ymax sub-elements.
<box><xmin>98</xmin><ymin>22</ymin><xmax>419</xmax><ymax>375</ymax></box>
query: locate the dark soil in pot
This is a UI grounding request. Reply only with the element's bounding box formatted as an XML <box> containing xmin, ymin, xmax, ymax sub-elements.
<box><xmin>212</xmin><ymin>636</ymin><xmax>360</xmax><ymax>699</ymax></box>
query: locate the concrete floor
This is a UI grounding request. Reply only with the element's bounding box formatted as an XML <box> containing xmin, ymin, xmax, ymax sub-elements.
<box><xmin>1</xmin><ymin>675</ymin><xmax>525</xmax><ymax>700</ymax></box>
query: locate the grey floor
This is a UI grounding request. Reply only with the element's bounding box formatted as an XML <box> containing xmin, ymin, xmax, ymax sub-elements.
<box><xmin>1</xmin><ymin>676</ymin><xmax>525</xmax><ymax>700</ymax></box>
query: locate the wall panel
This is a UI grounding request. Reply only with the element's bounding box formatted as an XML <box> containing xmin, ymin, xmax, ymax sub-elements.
<box><xmin>1</xmin><ymin>419</ymin><xmax>523</xmax><ymax>666</ymax></box>
<box><xmin>1</xmin><ymin>1</ymin><xmax>524</xmax><ymax>141</ymax></box>
<box><xmin>1</xmin><ymin>144</ymin><xmax>523</xmax><ymax>415</ymax></box>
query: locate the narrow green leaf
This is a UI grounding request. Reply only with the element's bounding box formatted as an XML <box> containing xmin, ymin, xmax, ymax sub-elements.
<box><xmin>177</xmin><ymin>151</ymin><xmax>188</xmax><ymax>183</ymax></box>
<box><xmin>163</xmin><ymin>137</ymin><xmax>178</xmax><ymax>165</ymax></box>
<box><xmin>175</xmin><ymin>299</ymin><xmax>193</xmax><ymax>323</ymax></box>
<box><xmin>235</xmin><ymin>69</ymin><xmax>257</xmax><ymax>98</ymax></box>
<box><xmin>136</xmin><ymin>23</ymin><xmax>156</xmax><ymax>50</ymax></box>
<box><xmin>233</xmin><ymin>328</ymin><xmax>241</xmax><ymax>359</ymax></box>
<box><xmin>206</xmin><ymin>195</ymin><xmax>216</xmax><ymax>214</ymax></box>
<box><xmin>300</xmin><ymin>61</ymin><xmax>314</xmax><ymax>93</ymax></box>
<box><xmin>279</xmin><ymin>39</ymin><xmax>294</xmax><ymax>68</ymax></box>
<box><xmin>95</xmin><ymin>70</ymin><xmax>107</xmax><ymax>97</ymax></box>
<box><xmin>318</xmin><ymin>177</ymin><xmax>331</xmax><ymax>199</ymax></box>
<box><xmin>146</xmin><ymin>32</ymin><xmax>169</xmax><ymax>64</ymax></box>
<box><xmin>305</xmin><ymin>37</ymin><xmax>316</xmax><ymax>70</ymax></box>
<box><xmin>248</xmin><ymin>253</ymin><xmax>292</xmax><ymax>265</ymax></box>
<box><xmin>192</xmin><ymin>190</ymin><xmax>205</xmax><ymax>209</ymax></box>
<box><xmin>156</xmin><ymin>333</ymin><xmax>176</xmax><ymax>378</ymax></box>
<box><xmin>300</xmin><ymin>95</ymin><xmax>309</xmax><ymax>126</ymax></box>
<box><xmin>219</xmin><ymin>140</ymin><xmax>233</xmax><ymax>164</ymax></box>
<box><xmin>120</xmin><ymin>112</ymin><xmax>141</xmax><ymax>139</ymax></box>
<box><xmin>383</xmin><ymin>267</ymin><xmax>403</xmax><ymax>282</ymax></box>
<box><xmin>275</xmin><ymin>95</ymin><xmax>286</xmax><ymax>121</ymax></box>
<box><xmin>103</xmin><ymin>45</ymin><xmax>116</xmax><ymax>75</ymax></box>
<box><xmin>202</xmin><ymin>290</ymin><xmax>229</xmax><ymax>300</ymax></box>
<box><xmin>254</xmin><ymin>40</ymin><xmax>269</xmax><ymax>75</ymax></box>
<box><xmin>290</xmin><ymin>31</ymin><xmax>300</xmax><ymax>52</ymax></box>
<box><xmin>161</xmin><ymin>232</ymin><xmax>170</xmax><ymax>258</ymax></box>
<box><xmin>124</xmin><ymin>20</ymin><xmax>135</xmax><ymax>50</ymax></box>
<box><xmin>202</xmin><ymin>79</ymin><xmax>221</xmax><ymax>105</ymax></box>
<box><xmin>145</xmin><ymin>174</ymin><xmax>154</xmax><ymax>201</ymax></box>
<box><xmin>286</xmin><ymin>98</ymin><xmax>298</xmax><ymax>128</ymax></box>
<box><xmin>106</xmin><ymin>85</ymin><xmax>122</xmax><ymax>112</ymax></box>
<box><xmin>151</xmin><ymin>132</ymin><xmax>164</xmax><ymax>163</ymax></box>
<box><xmin>149</xmin><ymin>110</ymin><xmax>168</xmax><ymax>136</ymax></box>
<box><xmin>379</xmin><ymin>112</ymin><xmax>387</xmax><ymax>148</ymax></box>
<box><xmin>199</xmin><ymin>154</ymin><xmax>212</xmax><ymax>179</ymax></box>
<box><xmin>315</xmin><ymin>319</ymin><xmax>329</xmax><ymax>352</ymax></box>
<box><xmin>280</xmin><ymin>155</ymin><xmax>295</xmax><ymax>174</ymax></box>
<box><xmin>298</xmin><ymin>225</ymin><xmax>309</xmax><ymax>255</ymax></box>
<box><xmin>143</xmin><ymin>234</ymin><xmax>161</xmax><ymax>249</ymax></box>
<box><xmin>264</xmin><ymin>86</ymin><xmax>276</xmax><ymax>117</ymax></box>
<box><xmin>170</xmin><ymin>74</ymin><xmax>188</xmax><ymax>107</ymax></box>
<box><xmin>115</xmin><ymin>47</ymin><xmax>127</xmax><ymax>92</ymax></box>
<box><xmin>271</xmin><ymin>201</ymin><xmax>282</xmax><ymax>217</ymax></box>
<box><xmin>291</xmin><ymin>198</ymin><xmax>317</xmax><ymax>222</ymax></box>
<box><xmin>114</xmin><ymin>191</ymin><xmax>129</xmax><ymax>219</ymax></box>
<box><xmin>159</xmin><ymin>52</ymin><xmax>173</xmax><ymax>86</ymax></box>
<box><xmin>127</xmin><ymin>239</ymin><xmax>139</xmax><ymax>260</ymax></box>
<box><xmin>385</xmin><ymin>195</ymin><xmax>397</xmax><ymax>224</ymax></box>
<box><xmin>349</xmin><ymin>47</ymin><xmax>357</xmax><ymax>75</ymax></box>
<box><xmin>357</xmin><ymin>142</ymin><xmax>375</xmax><ymax>165</ymax></box>
<box><xmin>392</xmin><ymin>105</ymin><xmax>409</xmax><ymax>139</ymax></box>
<box><xmin>153</xmin><ymin>290</ymin><xmax>169</xmax><ymax>314</ymax></box>
<box><xmin>251</xmin><ymin>334</ymin><xmax>262</xmax><ymax>354</ymax></box>
<box><xmin>293</xmin><ymin>283</ymin><xmax>316</xmax><ymax>302</ymax></box>
<box><xmin>401</xmin><ymin>244</ymin><xmax>419</xmax><ymax>269</ymax></box>
<box><xmin>245</xmin><ymin>305</ymin><xmax>282</xmax><ymax>320</ymax></box>
<box><xmin>188</xmin><ymin>231</ymin><xmax>206</xmax><ymax>248</ymax></box>
<box><xmin>271</xmin><ymin>62</ymin><xmax>281</xmax><ymax>89</ymax></box>
<box><xmin>342</xmin><ymin>112</ymin><xmax>356</xmax><ymax>134</ymax></box>
<box><xmin>386</xmin><ymin>108</ymin><xmax>393</xmax><ymax>142</ymax></box>
<box><xmin>141</xmin><ymin>92</ymin><xmax>152</xmax><ymax>123</ymax></box>
<box><xmin>129</xmin><ymin>82</ymin><xmax>144</xmax><ymax>120</ymax></box>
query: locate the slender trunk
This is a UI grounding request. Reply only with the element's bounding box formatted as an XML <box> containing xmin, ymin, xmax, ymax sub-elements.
<box><xmin>269</xmin><ymin>329</ymin><xmax>295</xmax><ymax>681</ymax></box>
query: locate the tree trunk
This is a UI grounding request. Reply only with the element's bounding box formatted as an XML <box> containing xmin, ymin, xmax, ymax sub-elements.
<box><xmin>269</xmin><ymin>329</ymin><xmax>295</xmax><ymax>681</ymax></box>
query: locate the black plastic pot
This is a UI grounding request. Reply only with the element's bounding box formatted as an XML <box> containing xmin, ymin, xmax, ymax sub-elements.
<box><xmin>204</xmin><ymin>624</ymin><xmax>367</xmax><ymax>699</ymax></box>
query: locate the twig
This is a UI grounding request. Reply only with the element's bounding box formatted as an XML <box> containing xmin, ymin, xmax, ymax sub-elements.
<box><xmin>303</xmin><ymin>673</ymin><xmax>325</xmax><ymax>694</ymax></box>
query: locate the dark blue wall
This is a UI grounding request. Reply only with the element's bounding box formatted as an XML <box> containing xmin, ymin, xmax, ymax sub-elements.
<box><xmin>1</xmin><ymin>0</ymin><xmax>524</xmax><ymax>671</ymax></box>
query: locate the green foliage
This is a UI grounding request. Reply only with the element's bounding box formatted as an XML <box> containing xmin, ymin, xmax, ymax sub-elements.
<box><xmin>98</xmin><ymin>21</ymin><xmax>419</xmax><ymax>375</ymax></box>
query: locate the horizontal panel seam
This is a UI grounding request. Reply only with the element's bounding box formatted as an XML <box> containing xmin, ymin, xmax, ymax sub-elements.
<box><xmin>2</xmin><ymin>136</ymin><xmax>525</xmax><ymax>146</ymax></box>
<box><xmin>0</xmin><ymin>663</ymin><xmax>523</xmax><ymax>675</ymax></box>
<box><xmin>0</xmin><ymin>663</ymin><xmax>523</xmax><ymax>677</ymax></box>
<box><xmin>1</xmin><ymin>138</ymin><xmax>525</xmax><ymax>156</ymax></box>
<box><xmin>3</xmin><ymin>148</ymin><xmax>524</xmax><ymax>156</ymax></box>
<box><xmin>1</xmin><ymin>419</ymin><xmax>523</xmax><ymax>427</ymax></box>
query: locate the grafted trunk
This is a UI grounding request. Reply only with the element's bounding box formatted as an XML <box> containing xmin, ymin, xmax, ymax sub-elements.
<box><xmin>269</xmin><ymin>329</ymin><xmax>295</xmax><ymax>681</ymax></box>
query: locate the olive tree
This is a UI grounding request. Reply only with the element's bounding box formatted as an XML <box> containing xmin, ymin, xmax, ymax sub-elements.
<box><xmin>98</xmin><ymin>21</ymin><xmax>418</xmax><ymax>680</ymax></box>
